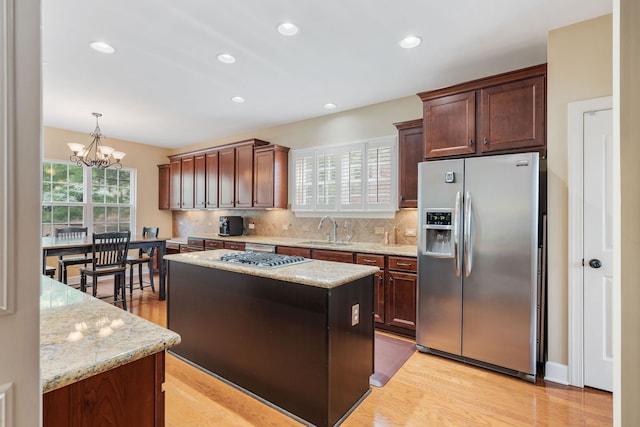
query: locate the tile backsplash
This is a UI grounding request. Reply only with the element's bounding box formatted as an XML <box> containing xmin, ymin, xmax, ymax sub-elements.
<box><xmin>173</xmin><ymin>209</ymin><xmax>418</xmax><ymax>246</ymax></box>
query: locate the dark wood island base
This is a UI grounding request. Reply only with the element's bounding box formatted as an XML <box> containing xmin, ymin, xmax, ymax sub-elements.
<box><xmin>167</xmin><ymin>258</ymin><xmax>375</xmax><ymax>427</ymax></box>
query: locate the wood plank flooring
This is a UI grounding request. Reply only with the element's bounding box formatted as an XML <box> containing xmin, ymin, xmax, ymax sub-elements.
<box><xmin>127</xmin><ymin>278</ymin><xmax>612</xmax><ymax>426</ymax></box>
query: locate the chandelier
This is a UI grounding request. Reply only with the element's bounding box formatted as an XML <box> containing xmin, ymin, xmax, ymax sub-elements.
<box><xmin>67</xmin><ymin>113</ymin><xmax>126</xmax><ymax>169</ymax></box>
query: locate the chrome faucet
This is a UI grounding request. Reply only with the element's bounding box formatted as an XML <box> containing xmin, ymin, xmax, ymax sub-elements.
<box><xmin>318</xmin><ymin>215</ymin><xmax>338</xmax><ymax>242</ymax></box>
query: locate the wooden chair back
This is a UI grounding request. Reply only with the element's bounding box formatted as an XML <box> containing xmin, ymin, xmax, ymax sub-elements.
<box><xmin>91</xmin><ymin>231</ymin><xmax>131</xmax><ymax>269</ymax></box>
<box><xmin>140</xmin><ymin>227</ymin><xmax>159</xmax><ymax>256</ymax></box>
<box><xmin>54</xmin><ymin>226</ymin><xmax>88</xmax><ymax>239</ymax></box>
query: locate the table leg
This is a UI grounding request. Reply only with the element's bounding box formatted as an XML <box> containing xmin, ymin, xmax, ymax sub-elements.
<box><xmin>159</xmin><ymin>241</ymin><xmax>166</xmax><ymax>301</ymax></box>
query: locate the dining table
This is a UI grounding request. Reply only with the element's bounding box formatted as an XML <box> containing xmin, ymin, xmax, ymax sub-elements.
<box><xmin>42</xmin><ymin>234</ymin><xmax>169</xmax><ymax>301</ymax></box>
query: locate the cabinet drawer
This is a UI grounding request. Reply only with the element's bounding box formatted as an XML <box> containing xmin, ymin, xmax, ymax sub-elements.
<box><xmin>355</xmin><ymin>253</ymin><xmax>385</xmax><ymax>269</ymax></box>
<box><xmin>187</xmin><ymin>238</ymin><xmax>204</xmax><ymax>248</ymax></box>
<box><xmin>180</xmin><ymin>245</ymin><xmax>203</xmax><ymax>253</ymax></box>
<box><xmin>388</xmin><ymin>256</ymin><xmax>417</xmax><ymax>272</ymax></box>
<box><xmin>277</xmin><ymin>246</ymin><xmax>311</xmax><ymax>258</ymax></box>
<box><xmin>204</xmin><ymin>239</ymin><xmax>224</xmax><ymax>250</ymax></box>
<box><xmin>223</xmin><ymin>241</ymin><xmax>246</xmax><ymax>251</ymax></box>
<box><xmin>311</xmin><ymin>249</ymin><xmax>354</xmax><ymax>263</ymax></box>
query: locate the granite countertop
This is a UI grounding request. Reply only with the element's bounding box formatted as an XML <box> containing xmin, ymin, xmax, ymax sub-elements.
<box><xmin>40</xmin><ymin>276</ymin><xmax>181</xmax><ymax>393</ymax></box>
<box><xmin>165</xmin><ymin>250</ymin><xmax>379</xmax><ymax>289</ymax></box>
<box><xmin>167</xmin><ymin>234</ymin><xmax>417</xmax><ymax>257</ymax></box>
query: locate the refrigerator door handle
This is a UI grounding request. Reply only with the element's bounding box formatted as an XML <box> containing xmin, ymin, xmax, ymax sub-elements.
<box><xmin>464</xmin><ymin>191</ymin><xmax>473</xmax><ymax>277</ymax></box>
<box><xmin>454</xmin><ymin>191</ymin><xmax>462</xmax><ymax>277</ymax></box>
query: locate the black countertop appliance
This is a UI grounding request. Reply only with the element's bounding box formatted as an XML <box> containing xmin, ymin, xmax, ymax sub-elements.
<box><xmin>219</xmin><ymin>216</ymin><xmax>243</xmax><ymax>236</ymax></box>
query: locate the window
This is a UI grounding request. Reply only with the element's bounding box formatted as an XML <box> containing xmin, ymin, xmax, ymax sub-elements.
<box><xmin>291</xmin><ymin>136</ymin><xmax>397</xmax><ymax>214</ymax></box>
<box><xmin>41</xmin><ymin>160</ymin><xmax>136</xmax><ymax>236</ymax></box>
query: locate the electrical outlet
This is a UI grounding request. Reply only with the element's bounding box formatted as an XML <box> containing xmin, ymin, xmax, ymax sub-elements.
<box><xmin>375</xmin><ymin>227</ymin><xmax>385</xmax><ymax>235</ymax></box>
<box><xmin>282</xmin><ymin>224</ymin><xmax>289</xmax><ymax>231</ymax></box>
<box><xmin>351</xmin><ymin>303</ymin><xmax>360</xmax><ymax>326</ymax></box>
<box><xmin>248</xmin><ymin>223</ymin><xmax>255</xmax><ymax>230</ymax></box>
<box><xmin>406</xmin><ymin>228</ymin><xmax>417</xmax><ymax>237</ymax></box>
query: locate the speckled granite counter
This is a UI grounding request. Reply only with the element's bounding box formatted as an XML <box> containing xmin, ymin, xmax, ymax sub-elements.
<box><xmin>40</xmin><ymin>276</ymin><xmax>181</xmax><ymax>393</ymax></box>
<box><xmin>168</xmin><ymin>234</ymin><xmax>417</xmax><ymax>257</ymax></box>
<box><xmin>164</xmin><ymin>249</ymin><xmax>379</xmax><ymax>288</ymax></box>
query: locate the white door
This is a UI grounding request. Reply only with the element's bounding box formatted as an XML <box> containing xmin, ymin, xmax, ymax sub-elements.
<box><xmin>583</xmin><ymin>107</ymin><xmax>614</xmax><ymax>392</ymax></box>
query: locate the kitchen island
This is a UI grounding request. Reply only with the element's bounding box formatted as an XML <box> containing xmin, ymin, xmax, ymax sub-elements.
<box><xmin>40</xmin><ymin>276</ymin><xmax>181</xmax><ymax>426</ymax></box>
<box><xmin>165</xmin><ymin>250</ymin><xmax>378</xmax><ymax>427</ymax></box>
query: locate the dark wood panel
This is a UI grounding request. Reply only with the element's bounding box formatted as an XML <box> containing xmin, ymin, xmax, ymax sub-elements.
<box><xmin>355</xmin><ymin>253</ymin><xmax>385</xmax><ymax>269</ymax></box>
<box><xmin>311</xmin><ymin>249</ymin><xmax>354</xmax><ymax>263</ymax></box>
<box><xmin>205</xmin><ymin>150</ymin><xmax>219</xmax><ymax>208</ymax></box>
<box><xmin>478</xmin><ymin>76</ymin><xmax>545</xmax><ymax>153</ymax></box>
<box><xmin>204</xmin><ymin>239</ymin><xmax>224</xmax><ymax>250</ymax></box>
<box><xmin>223</xmin><ymin>241</ymin><xmax>245</xmax><ymax>251</ymax></box>
<box><xmin>423</xmin><ymin>91</ymin><xmax>476</xmax><ymax>158</ymax></box>
<box><xmin>181</xmin><ymin>156</ymin><xmax>195</xmax><ymax>209</ymax></box>
<box><xmin>387</xmin><ymin>271</ymin><xmax>417</xmax><ymax>331</ymax></box>
<box><xmin>157</xmin><ymin>164</ymin><xmax>170</xmax><ymax>210</ymax></box>
<box><xmin>194</xmin><ymin>154</ymin><xmax>206</xmax><ymax>209</ymax></box>
<box><xmin>219</xmin><ymin>147</ymin><xmax>235</xmax><ymax>208</ymax></box>
<box><xmin>374</xmin><ymin>270</ymin><xmax>385</xmax><ymax>324</ymax></box>
<box><xmin>169</xmin><ymin>159</ymin><xmax>181</xmax><ymax>209</ymax></box>
<box><xmin>276</xmin><ymin>246</ymin><xmax>311</xmax><ymax>258</ymax></box>
<box><xmin>253</xmin><ymin>145</ymin><xmax>290</xmax><ymax>208</ymax></box>
<box><xmin>235</xmin><ymin>144</ymin><xmax>254</xmax><ymax>208</ymax></box>
<box><xmin>388</xmin><ymin>256</ymin><xmax>417</xmax><ymax>272</ymax></box>
<box><xmin>395</xmin><ymin>119</ymin><xmax>423</xmax><ymax>208</ymax></box>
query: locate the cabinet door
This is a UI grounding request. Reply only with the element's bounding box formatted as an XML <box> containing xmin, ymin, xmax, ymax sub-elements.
<box><xmin>219</xmin><ymin>147</ymin><xmax>235</xmax><ymax>208</ymax></box>
<box><xmin>478</xmin><ymin>76</ymin><xmax>545</xmax><ymax>153</ymax></box>
<box><xmin>169</xmin><ymin>158</ymin><xmax>181</xmax><ymax>209</ymax></box>
<box><xmin>423</xmin><ymin>91</ymin><xmax>476</xmax><ymax>158</ymax></box>
<box><xmin>205</xmin><ymin>151</ymin><xmax>219</xmax><ymax>208</ymax></box>
<box><xmin>158</xmin><ymin>164</ymin><xmax>170</xmax><ymax>210</ymax></box>
<box><xmin>181</xmin><ymin>156</ymin><xmax>195</xmax><ymax>209</ymax></box>
<box><xmin>253</xmin><ymin>147</ymin><xmax>275</xmax><ymax>208</ymax></box>
<box><xmin>387</xmin><ymin>271</ymin><xmax>417</xmax><ymax>330</ymax></box>
<box><xmin>194</xmin><ymin>154</ymin><xmax>206</xmax><ymax>209</ymax></box>
<box><xmin>235</xmin><ymin>144</ymin><xmax>254</xmax><ymax>208</ymax></box>
<box><xmin>374</xmin><ymin>271</ymin><xmax>385</xmax><ymax>324</ymax></box>
<box><xmin>396</xmin><ymin>120</ymin><xmax>423</xmax><ymax>208</ymax></box>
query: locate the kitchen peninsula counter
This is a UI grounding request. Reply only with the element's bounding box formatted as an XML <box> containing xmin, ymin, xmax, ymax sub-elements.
<box><xmin>167</xmin><ymin>234</ymin><xmax>417</xmax><ymax>257</ymax></box>
<box><xmin>41</xmin><ymin>276</ymin><xmax>180</xmax><ymax>426</ymax></box>
<box><xmin>166</xmin><ymin>250</ymin><xmax>376</xmax><ymax>427</ymax></box>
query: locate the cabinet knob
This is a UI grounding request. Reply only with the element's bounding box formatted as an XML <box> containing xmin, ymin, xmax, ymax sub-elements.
<box><xmin>468</xmin><ymin>138</ymin><xmax>473</xmax><ymax>146</ymax></box>
<box><xmin>483</xmin><ymin>137</ymin><xmax>488</xmax><ymax>145</ymax></box>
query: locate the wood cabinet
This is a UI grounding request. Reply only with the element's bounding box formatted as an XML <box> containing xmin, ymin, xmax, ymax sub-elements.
<box><xmin>204</xmin><ymin>239</ymin><xmax>224</xmax><ymax>250</ymax></box>
<box><xmin>386</xmin><ymin>256</ymin><xmax>417</xmax><ymax>333</ymax></box>
<box><xmin>235</xmin><ymin>142</ymin><xmax>255</xmax><ymax>208</ymax></box>
<box><xmin>253</xmin><ymin>145</ymin><xmax>290</xmax><ymax>209</ymax></box>
<box><xmin>356</xmin><ymin>254</ymin><xmax>385</xmax><ymax>324</ymax></box>
<box><xmin>158</xmin><ymin>164</ymin><xmax>170</xmax><ymax>210</ymax></box>
<box><xmin>181</xmin><ymin>156</ymin><xmax>195</xmax><ymax>209</ymax></box>
<box><xmin>276</xmin><ymin>246</ymin><xmax>311</xmax><ymax>258</ymax></box>
<box><xmin>311</xmin><ymin>249</ymin><xmax>354</xmax><ymax>263</ymax></box>
<box><xmin>218</xmin><ymin>146</ymin><xmax>236</xmax><ymax>208</ymax></box>
<box><xmin>43</xmin><ymin>352</ymin><xmax>166</xmax><ymax>427</ymax></box>
<box><xmin>394</xmin><ymin>119</ymin><xmax>423</xmax><ymax>208</ymax></box>
<box><xmin>194</xmin><ymin>153</ymin><xmax>206</xmax><ymax>209</ymax></box>
<box><xmin>169</xmin><ymin>158</ymin><xmax>181</xmax><ymax>209</ymax></box>
<box><xmin>205</xmin><ymin>150</ymin><xmax>219</xmax><ymax>208</ymax></box>
<box><xmin>418</xmin><ymin>64</ymin><xmax>546</xmax><ymax>159</ymax></box>
<box><xmin>223</xmin><ymin>241</ymin><xmax>245</xmax><ymax>251</ymax></box>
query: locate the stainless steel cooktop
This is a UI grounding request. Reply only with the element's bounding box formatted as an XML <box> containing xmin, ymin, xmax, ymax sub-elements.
<box><xmin>219</xmin><ymin>251</ymin><xmax>310</xmax><ymax>268</ymax></box>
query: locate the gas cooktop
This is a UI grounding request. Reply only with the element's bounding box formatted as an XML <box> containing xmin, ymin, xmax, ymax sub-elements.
<box><xmin>219</xmin><ymin>252</ymin><xmax>310</xmax><ymax>268</ymax></box>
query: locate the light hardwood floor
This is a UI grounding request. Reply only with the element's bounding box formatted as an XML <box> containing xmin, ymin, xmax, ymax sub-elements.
<box><xmin>127</xmin><ymin>278</ymin><xmax>612</xmax><ymax>426</ymax></box>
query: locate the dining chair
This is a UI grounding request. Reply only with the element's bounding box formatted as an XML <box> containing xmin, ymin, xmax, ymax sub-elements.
<box><xmin>126</xmin><ymin>227</ymin><xmax>159</xmax><ymax>296</ymax></box>
<box><xmin>80</xmin><ymin>231</ymin><xmax>131</xmax><ymax>310</ymax></box>
<box><xmin>54</xmin><ymin>226</ymin><xmax>89</xmax><ymax>284</ymax></box>
<box><xmin>44</xmin><ymin>265</ymin><xmax>56</xmax><ymax>278</ymax></box>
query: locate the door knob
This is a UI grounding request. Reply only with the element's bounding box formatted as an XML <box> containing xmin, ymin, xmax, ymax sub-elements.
<box><xmin>589</xmin><ymin>259</ymin><xmax>602</xmax><ymax>268</ymax></box>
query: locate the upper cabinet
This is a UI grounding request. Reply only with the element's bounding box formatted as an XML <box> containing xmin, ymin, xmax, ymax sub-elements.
<box><xmin>158</xmin><ymin>164</ymin><xmax>170</xmax><ymax>210</ymax></box>
<box><xmin>162</xmin><ymin>139</ymin><xmax>285</xmax><ymax>210</ymax></box>
<box><xmin>394</xmin><ymin>119</ymin><xmax>423</xmax><ymax>209</ymax></box>
<box><xmin>253</xmin><ymin>145</ymin><xmax>290</xmax><ymax>209</ymax></box>
<box><xmin>418</xmin><ymin>64</ymin><xmax>546</xmax><ymax>159</ymax></box>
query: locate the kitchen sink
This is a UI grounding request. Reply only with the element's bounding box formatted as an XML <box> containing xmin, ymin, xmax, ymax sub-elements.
<box><xmin>300</xmin><ymin>241</ymin><xmax>351</xmax><ymax>246</ymax></box>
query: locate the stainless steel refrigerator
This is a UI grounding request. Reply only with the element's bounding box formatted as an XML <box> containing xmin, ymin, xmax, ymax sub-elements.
<box><xmin>416</xmin><ymin>152</ymin><xmax>539</xmax><ymax>382</ymax></box>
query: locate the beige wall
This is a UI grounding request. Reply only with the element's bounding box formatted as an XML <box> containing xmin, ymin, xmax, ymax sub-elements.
<box><xmin>43</xmin><ymin>127</ymin><xmax>173</xmax><ymax>237</ymax></box>
<box><xmin>546</xmin><ymin>15</ymin><xmax>612</xmax><ymax>365</ymax></box>
<box><xmin>617</xmin><ymin>0</ymin><xmax>639</xmax><ymax>424</ymax></box>
<box><xmin>172</xmin><ymin>95</ymin><xmax>423</xmax><ymax>154</ymax></box>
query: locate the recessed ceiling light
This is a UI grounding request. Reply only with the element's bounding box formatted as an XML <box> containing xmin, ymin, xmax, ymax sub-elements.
<box><xmin>277</xmin><ymin>22</ymin><xmax>299</xmax><ymax>36</ymax></box>
<box><xmin>399</xmin><ymin>36</ymin><xmax>422</xmax><ymax>49</ymax></box>
<box><xmin>231</xmin><ymin>96</ymin><xmax>245</xmax><ymax>103</ymax></box>
<box><xmin>217</xmin><ymin>53</ymin><xmax>236</xmax><ymax>64</ymax></box>
<box><xmin>323</xmin><ymin>103</ymin><xmax>337</xmax><ymax>110</ymax></box>
<box><xmin>89</xmin><ymin>41</ymin><xmax>115</xmax><ymax>54</ymax></box>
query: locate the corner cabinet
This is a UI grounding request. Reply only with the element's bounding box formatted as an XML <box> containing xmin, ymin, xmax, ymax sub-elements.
<box><xmin>394</xmin><ymin>119</ymin><xmax>423</xmax><ymax>208</ymax></box>
<box><xmin>418</xmin><ymin>63</ymin><xmax>546</xmax><ymax>159</ymax></box>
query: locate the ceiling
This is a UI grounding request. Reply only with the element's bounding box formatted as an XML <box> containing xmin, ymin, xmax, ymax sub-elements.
<box><xmin>42</xmin><ymin>0</ymin><xmax>612</xmax><ymax>149</ymax></box>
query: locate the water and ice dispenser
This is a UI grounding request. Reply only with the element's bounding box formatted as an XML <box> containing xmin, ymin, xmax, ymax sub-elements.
<box><xmin>423</xmin><ymin>210</ymin><xmax>455</xmax><ymax>257</ymax></box>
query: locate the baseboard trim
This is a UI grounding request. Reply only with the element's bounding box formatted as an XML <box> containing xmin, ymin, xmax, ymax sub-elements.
<box><xmin>544</xmin><ymin>361</ymin><xmax>569</xmax><ymax>385</ymax></box>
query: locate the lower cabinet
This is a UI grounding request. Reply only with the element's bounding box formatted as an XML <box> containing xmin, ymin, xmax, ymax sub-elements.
<box><xmin>43</xmin><ymin>352</ymin><xmax>166</xmax><ymax>427</ymax></box>
<box><xmin>311</xmin><ymin>249</ymin><xmax>354</xmax><ymax>263</ymax></box>
<box><xmin>223</xmin><ymin>241</ymin><xmax>245</xmax><ymax>251</ymax></box>
<box><xmin>276</xmin><ymin>246</ymin><xmax>311</xmax><ymax>258</ymax></box>
<box><xmin>386</xmin><ymin>256</ymin><xmax>417</xmax><ymax>336</ymax></box>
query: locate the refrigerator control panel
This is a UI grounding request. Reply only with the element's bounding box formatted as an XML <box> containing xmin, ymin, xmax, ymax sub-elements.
<box><xmin>426</xmin><ymin>211</ymin><xmax>452</xmax><ymax>226</ymax></box>
<box><xmin>423</xmin><ymin>209</ymin><xmax>455</xmax><ymax>258</ymax></box>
